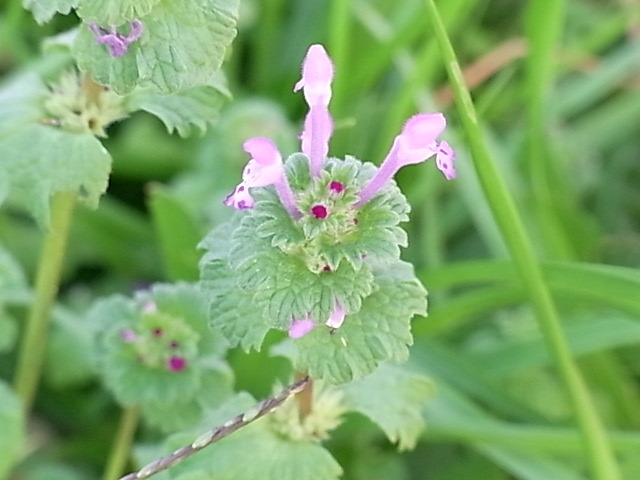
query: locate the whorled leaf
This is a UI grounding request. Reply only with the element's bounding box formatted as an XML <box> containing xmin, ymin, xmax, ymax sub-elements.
<box><xmin>73</xmin><ymin>0</ymin><xmax>239</xmax><ymax>95</ymax></box>
<box><xmin>88</xmin><ymin>283</ymin><xmax>231</xmax><ymax>432</ymax></box>
<box><xmin>294</xmin><ymin>261</ymin><xmax>427</xmax><ymax>384</ymax></box>
<box><xmin>127</xmin><ymin>80</ymin><xmax>229</xmax><ymax>137</ymax></box>
<box><xmin>342</xmin><ymin>364</ymin><xmax>435</xmax><ymax>450</ymax></box>
<box><xmin>0</xmin><ymin>123</ymin><xmax>111</xmax><ymax>227</ymax></box>
<box><xmin>23</xmin><ymin>0</ymin><xmax>78</xmax><ymax>24</ymax></box>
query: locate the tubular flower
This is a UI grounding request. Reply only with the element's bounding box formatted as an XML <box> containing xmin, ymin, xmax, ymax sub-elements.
<box><xmin>294</xmin><ymin>44</ymin><xmax>334</xmax><ymax>177</ymax></box>
<box><xmin>224</xmin><ymin>137</ymin><xmax>301</xmax><ymax>218</ymax></box>
<box><xmin>355</xmin><ymin>113</ymin><xmax>456</xmax><ymax>207</ymax></box>
<box><xmin>88</xmin><ymin>20</ymin><xmax>143</xmax><ymax>58</ymax></box>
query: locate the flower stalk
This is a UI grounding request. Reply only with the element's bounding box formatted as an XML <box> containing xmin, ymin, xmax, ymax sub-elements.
<box><xmin>103</xmin><ymin>406</ymin><xmax>141</xmax><ymax>480</ymax></box>
<box><xmin>13</xmin><ymin>190</ymin><xmax>76</xmax><ymax>414</ymax></box>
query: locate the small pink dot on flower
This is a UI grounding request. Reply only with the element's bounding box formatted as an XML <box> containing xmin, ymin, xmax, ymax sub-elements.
<box><xmin>322</xmin><ymin>265</ymin><xmax>332</xmax><ymax>272</ymax></box>
<box><xmin>311</xmin><ymin>204</ymin><xmax>329</xmax><ymax>219</ymax></box>
<box><xmin>167</xmin><ymin>356</ymin><xmax>187</xmax><ymax>372</ymax></box>
<box><xmin>329</xmin><ymin>181</ymin><xmax>345</xmax><ymax>194</ymax></box>
<box><xmin>152</xmin><ymin>328</ymin><xmax>163</xmax><ymax>337</ymax></box>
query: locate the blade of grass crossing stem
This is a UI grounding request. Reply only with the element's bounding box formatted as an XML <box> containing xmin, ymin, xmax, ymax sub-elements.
<box><xmin>13</xmin><ymin>191</ymin><xmax>76</xmax><ymax>414</ymax></box>
<box><xmin>422</xmin><ymin>1</ymin><xmax>621</xmax><ymax>479</ymax></box>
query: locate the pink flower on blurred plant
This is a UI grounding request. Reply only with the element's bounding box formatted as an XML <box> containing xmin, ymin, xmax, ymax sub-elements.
<box><xmin>224</xmin><ymin>137</ymin><xmax>301</xmax><ymax>218</ymax></box>
<box><xmin>88</xmin><ymin>20</ymin><xmax>143</xmax><ymax>58</ymax></box>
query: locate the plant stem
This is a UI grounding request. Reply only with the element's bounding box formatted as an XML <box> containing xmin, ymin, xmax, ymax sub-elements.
<box><xmin>295</xmin><ymin>371</ymin><xmax>313</xmax><ymax>420</ymax></box>
<box><xmin>13</xmin><ymin>190</ymin><xmax>76</xmax><ymax>414</ymax></box>
<box><xmin>118</xmin><ymin>376</ymin><xmax>310</xmax><ymax>480</ymax></box>
<box><xmin>103</xmin><ymin>406</ymin><xmax>141</xmax><ymax>480</ymax></box>
<box><xmin>423</xmin><ymin>1</ymin><xmax>621</xmax><ymax>479</ymax></box>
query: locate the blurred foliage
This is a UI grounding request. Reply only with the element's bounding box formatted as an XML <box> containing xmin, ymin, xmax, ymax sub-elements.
<box><xmin>1</xmin><ymin>0</ymin><xmax>640</xmax><ymax>478</ymax></box>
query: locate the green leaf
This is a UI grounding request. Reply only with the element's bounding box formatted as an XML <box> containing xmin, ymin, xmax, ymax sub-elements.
<box><xmin>44</xmin><ymin>309</ymin><xmax>95</xmax><ymax>387</ymax></box>
<box><xmin>229</xmin><ymin>211</ymin><xmax>376</xmax><ymax>328</ymax></box>
<box><xmin>89</xmin><ymin>283</ymin><xmax>230</xmax><ymax>431</ymax></box>
<box><xmin>295</xmin><ymin>261</ymin><xmax>427</xmax><ymax>384</ymax></box>
<box><xmin>127</xmin><ymin>79</ymin><xmax>229</xmax><ymax>137</ymax></box>
<box><xmin>200</xmin><ymin>256</ymin><xmax>271</xmax><ymax>352</ymax></box>
<box><xmin>167</xmin><ymin>395</ymin><xmax>342</xmax><ymax>480</ymax></box>
<box><xmin>72</xmin><ymin>26</ymin><xmax>141</xmax><ymax>94</ymax></box>
<box><xmin>148</xmin><ymin>185</ymin><xmax>203</xmax><ymax>281</ymax></box>
<box><xmin>77</xmin><ymin>0</ymin><xmax>161</xmax><ymax>24</ymax></box>
<box><xmin>0</xmin><ymin>124</ymin><xmax>111</xmax><ymax>226</ymax></box>
<box><xmin>23</xmin><ymin>0</ymin><xmax>78</xmax><ymax>24</ymax></box>
<box><xmin>342</xmin><ymin>364</ymin><xmax>435</xmax><ymax>450</ymax></box>
<box><xmin>0</xmin><ymin>380</ymin><xmax>24</xmax><ymax>479</ymax></box>
<box><xmin>73</xmin><ymin>0</ymin><xmax>240</xmax><ymax>94</ymax></box>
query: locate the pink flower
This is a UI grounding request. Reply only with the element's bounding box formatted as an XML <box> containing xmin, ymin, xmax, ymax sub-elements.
<box><xmin>325</xmin><ymin>300</ymin><xmax>346</xmax><ymax>329</ymax></box>
<box><xmin>88</xmin><ymin>20</ymin><xmax>143</xmax><ymax>58</ymax></box>
<box><xmin>224</xmin><ymin>137</ymin><xmax>301</xmax><ymax>218</ymax></box>
<box><xmin>355</xmin><ymin>113</ymin><xmax>456</xmax><ymax>206</ymax></box>
<box><xmin>294</xmin><ymin>44</ymin><xmax>334</xmax><ymax>177</ymax></box>
<box><xmin>288</xmin><ymin>317</ymin><xmax>316</xmax><ymax>339</ymax></box>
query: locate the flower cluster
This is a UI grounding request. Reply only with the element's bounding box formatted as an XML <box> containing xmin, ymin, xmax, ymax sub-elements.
<box><xmin>223</xmin><ymin>44</ymin><xmax>456</xmax><ymax>340</ymax></box>
<box><xmin>119</xmin><ymin>301</ymin><xmax>193</xmax><ymax>373</ymax></box>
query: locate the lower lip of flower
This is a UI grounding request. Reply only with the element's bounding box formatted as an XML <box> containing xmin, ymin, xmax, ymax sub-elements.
<box><xmin>311</xmin><ymin>204</ymin><xmax>329</xmax><ymax>219</ymax></box>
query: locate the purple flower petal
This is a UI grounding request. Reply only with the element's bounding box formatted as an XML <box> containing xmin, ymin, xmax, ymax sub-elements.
<box><xmin>87</xmin><ymin>20</ymin><xmax>143</xmax><ymax>58</ymax></box>
<box><xmin>435</xmin><ymin>141</ymin><xmax>457</xmax><ymax>180</ymax></box>
<box><xmin>355</xmin><ymin>112</ymin><xmax>455</xmax><ymax>206</ymax></box>
<box><xmin>294</xmin><ymin>44</ymin><xmax>334</xmax><ymax>106</ymax></box>
<box><xmin>288</xmin><ymin>317</ymin><xmax>316</xmax><ymax>339</ymax></box>
<box><xmin>325</xmin><ymin>300</ymin><xmax>346</xmax><ymax>329</ymax></box>
<box><xmin>294</xmin><ymin>45</ymin><xmax>335</xmax><ymax>177</ymax></box>
<box><xmin>225</xmin><ymin>137</ymin><xmax>302</xmax><ymax>219</ymax></box>
<box><xmin>224</xmin><ymin>182</ymin><xmax>255</xmax><ymax>210</ymax></box>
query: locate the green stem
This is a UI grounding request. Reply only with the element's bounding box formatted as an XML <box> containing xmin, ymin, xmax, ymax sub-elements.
<box><xmin>422</xmin><ymin>2</ymin><xmax>621</xmax><ymax>479</ymax></box>
<box><xmin>103</xmin><ymin>406</ymin><xmax>141</xmax><ymax>480</ymax></box>
<box><xmin>13</xmin><ymin>191</ymin><xmax>76</xmax><ymax>414</ymax></box>
<box><xmin>295</xmin><ymin>371</ymin><xmax>313</xmax><ymax>420</ymax></box>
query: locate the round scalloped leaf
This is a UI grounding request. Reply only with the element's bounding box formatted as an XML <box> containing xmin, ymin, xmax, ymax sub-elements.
<box><xmin>294</xmin><ymin>261</ymin><xmax>427</xmax><ymax>384</ymax></box>
<box><xmin>23</xmin><ymin>0</ymin><xmax>78</xmax><ymax>25</ymax></box>
<box><xmin>342</xmin><ymin>364</ymin><xmax>435</xmax><ymax>450</ymax></box>
<box><xmin>89</xmin><ymin>283</ymin><xmax>229</xmax><ymax>420</ymax></box>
